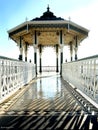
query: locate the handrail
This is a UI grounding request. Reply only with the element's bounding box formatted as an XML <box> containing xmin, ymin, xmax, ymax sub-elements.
<box><xmin>0</xmin><ymin>55</ymin><xmax>19</xmax><ymax>61</ymax></box>
<box><xmin>66</xmin><ymin>54</ymin><xmax>98</xmax><ymax>63</ymax></box>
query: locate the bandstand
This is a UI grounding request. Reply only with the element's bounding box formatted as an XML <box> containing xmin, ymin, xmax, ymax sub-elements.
<box><xmin>2</xmin><ymin>6</ymin><xmax>98</xmax><ymax>130</ymax></box>
<box><xmin>8</xmin><ymin>6</ymin><xmax>89</xmax><ymax>75</ymax></box>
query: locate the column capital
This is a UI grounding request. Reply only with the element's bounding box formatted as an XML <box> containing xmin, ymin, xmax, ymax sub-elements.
<box><xmin>56</xmin><ymin>53</ymin><xmax>59</xmax><ymax>57</ymax></box>
<box><xmin>19</xmin><ymin>47</ymin><xmax>23</xmax><ymax>52</ymax></box>
<box><xmin>60</xmin><ymin>44</ymin><xmax>64</xmax><ymax>48</ymax></box>
<box><xmin>74</xmin><ymin>46</ymin><xmax>78</xmax><ymax>61</ymax></box>
<box><xmin>33</xmin><ymin>44</ymin><xmax>38</xmax><ymax>48</ymax></box>
<box><xmin>60</xmin><ymin>44</ymin><xmax>64</xmax><ymax>53</ymax></box>
<box><xmin>39</xmin><ymin>52</ymin><xmax>42</xmax><ymax>57</ymax></box>
<box><xmin>75</xmin><ymin>46</ymin><xmax>78</xmax><ymax>51</ymax></box>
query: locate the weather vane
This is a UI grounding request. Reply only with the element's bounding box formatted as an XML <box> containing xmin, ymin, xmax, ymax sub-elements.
<box><xmin>47</xmin><ymin>4</ymin><xmax>50</xmax><ymax>11</ymax></box>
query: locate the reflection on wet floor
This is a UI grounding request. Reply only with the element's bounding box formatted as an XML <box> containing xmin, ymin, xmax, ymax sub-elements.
<box><xmin>9</xmin><ymin>74</ymin><xmax>80</xmax><ymax>112</ymax></box>
<box><xmin>0</xmin><ymin>73</ymin><xmax>98</xmax><ymax>129</ymax></box>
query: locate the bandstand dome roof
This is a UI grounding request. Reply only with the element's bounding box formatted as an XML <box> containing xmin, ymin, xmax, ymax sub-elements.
<box><xmin>8</xmin><ymin>6</ymin><xmax>89</xmax><ymax>47</ymax></box>
<box><xmin>32</xmin><ymin>6</ymin><xmax>64</xmax><ymax>21</ymax></box>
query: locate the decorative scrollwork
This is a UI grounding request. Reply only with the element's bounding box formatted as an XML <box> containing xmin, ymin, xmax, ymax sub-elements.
<box><xmin>0</xmin><ymin>57</ymin><xmax>35</xmax><ymax>101</ymax></box>
<box><xmin>62</xmin><ymin>57</ymin><xmax>98</xmax><ymax>103</ymax></box>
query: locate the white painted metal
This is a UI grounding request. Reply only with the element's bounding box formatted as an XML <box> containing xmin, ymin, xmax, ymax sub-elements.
<box><xmin>0</xmin><ymin>57</ymin><xmax>35</xmax><ymax>102</ymax></box>
<box><xmin>37</xmin><ymin>66</ymin><xmax>57</xmax><ymax>72</ymax></box>
<box><xmin>62</xmin><ymin>56</ymin><xmax>98</xmax><ymax>103</ymax></box>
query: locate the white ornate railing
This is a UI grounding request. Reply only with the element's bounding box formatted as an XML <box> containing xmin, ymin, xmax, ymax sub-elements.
<box><xmin>62</xmin><ymin>55</ymin><xmax>98</xmax><ymax>103</ymax></box>
<box><xmin>0</xmin><ymin>56</ymin><xmax>35</xmax><ymax>102</ymax></box>
<box><xmin>37</xmin><ymin>66</ymin><xmax>57</xmax><ymax>72</ymax></box>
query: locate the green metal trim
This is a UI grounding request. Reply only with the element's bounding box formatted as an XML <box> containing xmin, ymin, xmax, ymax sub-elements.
<box><xmin>68</xmin><ymin>24</ymin><xmax>88</xmax><ymax>35</ymax></box>
<box><xmin>9</xmin><ymin>23</ymin><xmax>88</xmax><ymax>37</ymax></box>
<box><xmin>30</xmin><ymin>24</ymin><xmax>68</xmax><ymax>28</ymax></box>
<box><xmin>9</xmin><ymin>25</ymin><xmax>27</xmax><ymax>37</ymax></box>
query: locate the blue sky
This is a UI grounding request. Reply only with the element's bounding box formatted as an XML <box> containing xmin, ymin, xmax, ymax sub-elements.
<box><xmin>0</xmin><ymin>0</ymin><xmax>98</xmax><ymax>63</ymax></box>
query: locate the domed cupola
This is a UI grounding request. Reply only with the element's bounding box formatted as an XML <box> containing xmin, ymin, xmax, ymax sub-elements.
<box><xmin>32</xmin><ymin>5</ymin><xmax>64</xmax><ymax>21</ymax></box>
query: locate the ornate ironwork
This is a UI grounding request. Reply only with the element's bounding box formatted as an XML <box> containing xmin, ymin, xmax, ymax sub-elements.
<box><xmin>0</xmin><ymin>56</ymin><xmax>35</xmax><ymax>102</ymax></box>
<box><xmin>62</xmin><ymin>55</ymin><xmax>98</xmax><ymax>103</ymax></box>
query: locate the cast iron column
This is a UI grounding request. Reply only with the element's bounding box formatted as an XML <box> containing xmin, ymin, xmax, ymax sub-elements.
<box><xmin>19</xmin><ymin>36</ymin><xmax>23</xmax><ymax>61</ymax></box>
<box><xmin>60</xmin><ymin>30</ymin><xmax>63</xmax><ymax>75</ymax></box>
<box><xmin>75</xmin><ymin>36</ymin><xmax>78</xmax><ymax>60</ymax></box>
<box><xmin>39</xmin><ymin>44</ymin><xmax>42</xmax><ymax>73</ymax></box>
<box><xmin>70</xmin><ymin>42</ymin><xmax>73</xmax><ymax>61</ymax></box>
<box><xmin>56</xmin><ymin>44</ymin><xmax>59</xmax><ymax>72</ymax></box>
<box><xmin>25</xmin><ymin>42</ymin><xmax>28</xmax><ymax>62</ymax></box>
<box><xmin>34</xmin><ymin>30</ymin><xmax>37</xmax><ymax>75</ymax></box>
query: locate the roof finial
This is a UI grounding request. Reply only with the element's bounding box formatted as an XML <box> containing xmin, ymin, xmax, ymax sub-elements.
<box><xmin>47</xmin><ymin>4</ymin><xmax>50</xmax><ymax>12</ymax></box>
<box><xmin>68</xmin><ymin>16</ymin><xmax>71</xmax><ymax>21</ymax></box>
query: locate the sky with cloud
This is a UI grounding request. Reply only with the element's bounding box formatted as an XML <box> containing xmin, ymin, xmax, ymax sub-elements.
<box><xmin>0</xmin><ymin>0</ymin><xmax>98</xmax><ymax>64</ymax></box>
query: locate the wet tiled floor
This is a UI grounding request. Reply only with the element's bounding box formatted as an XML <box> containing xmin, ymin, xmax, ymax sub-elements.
<box><xmin>8</xmin><ymin>73</ymin><xmax>82</xmax><ymax>112</ymax></box>
<box><xmin>0</xmin><ymin>73</ymin><xmax>98</xmax><ymax>129</ymax></box>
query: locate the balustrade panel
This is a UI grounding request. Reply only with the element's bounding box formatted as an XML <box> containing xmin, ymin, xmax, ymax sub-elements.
<box><xmin>62</xmin><ymin>56</ymin><xmax>98</xmax><ymax>103</ymax></box>
<box><xmin>0</xmin><ymin>56</ymin><xmax>35</xmax><ymax>102</ymax></box>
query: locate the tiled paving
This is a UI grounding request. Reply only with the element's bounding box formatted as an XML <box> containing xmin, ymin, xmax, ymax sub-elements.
<box><xmin>0</xmin><ymin>73</ymin><xmax>98</xmax><ymax>129</ymax></box>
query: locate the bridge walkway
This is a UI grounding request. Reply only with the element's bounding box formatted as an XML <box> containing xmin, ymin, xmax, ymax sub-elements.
<box><xmin>0</xmin><ymin>73</ymin><xmax>98</xmax><ymax>129</ymax></box>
